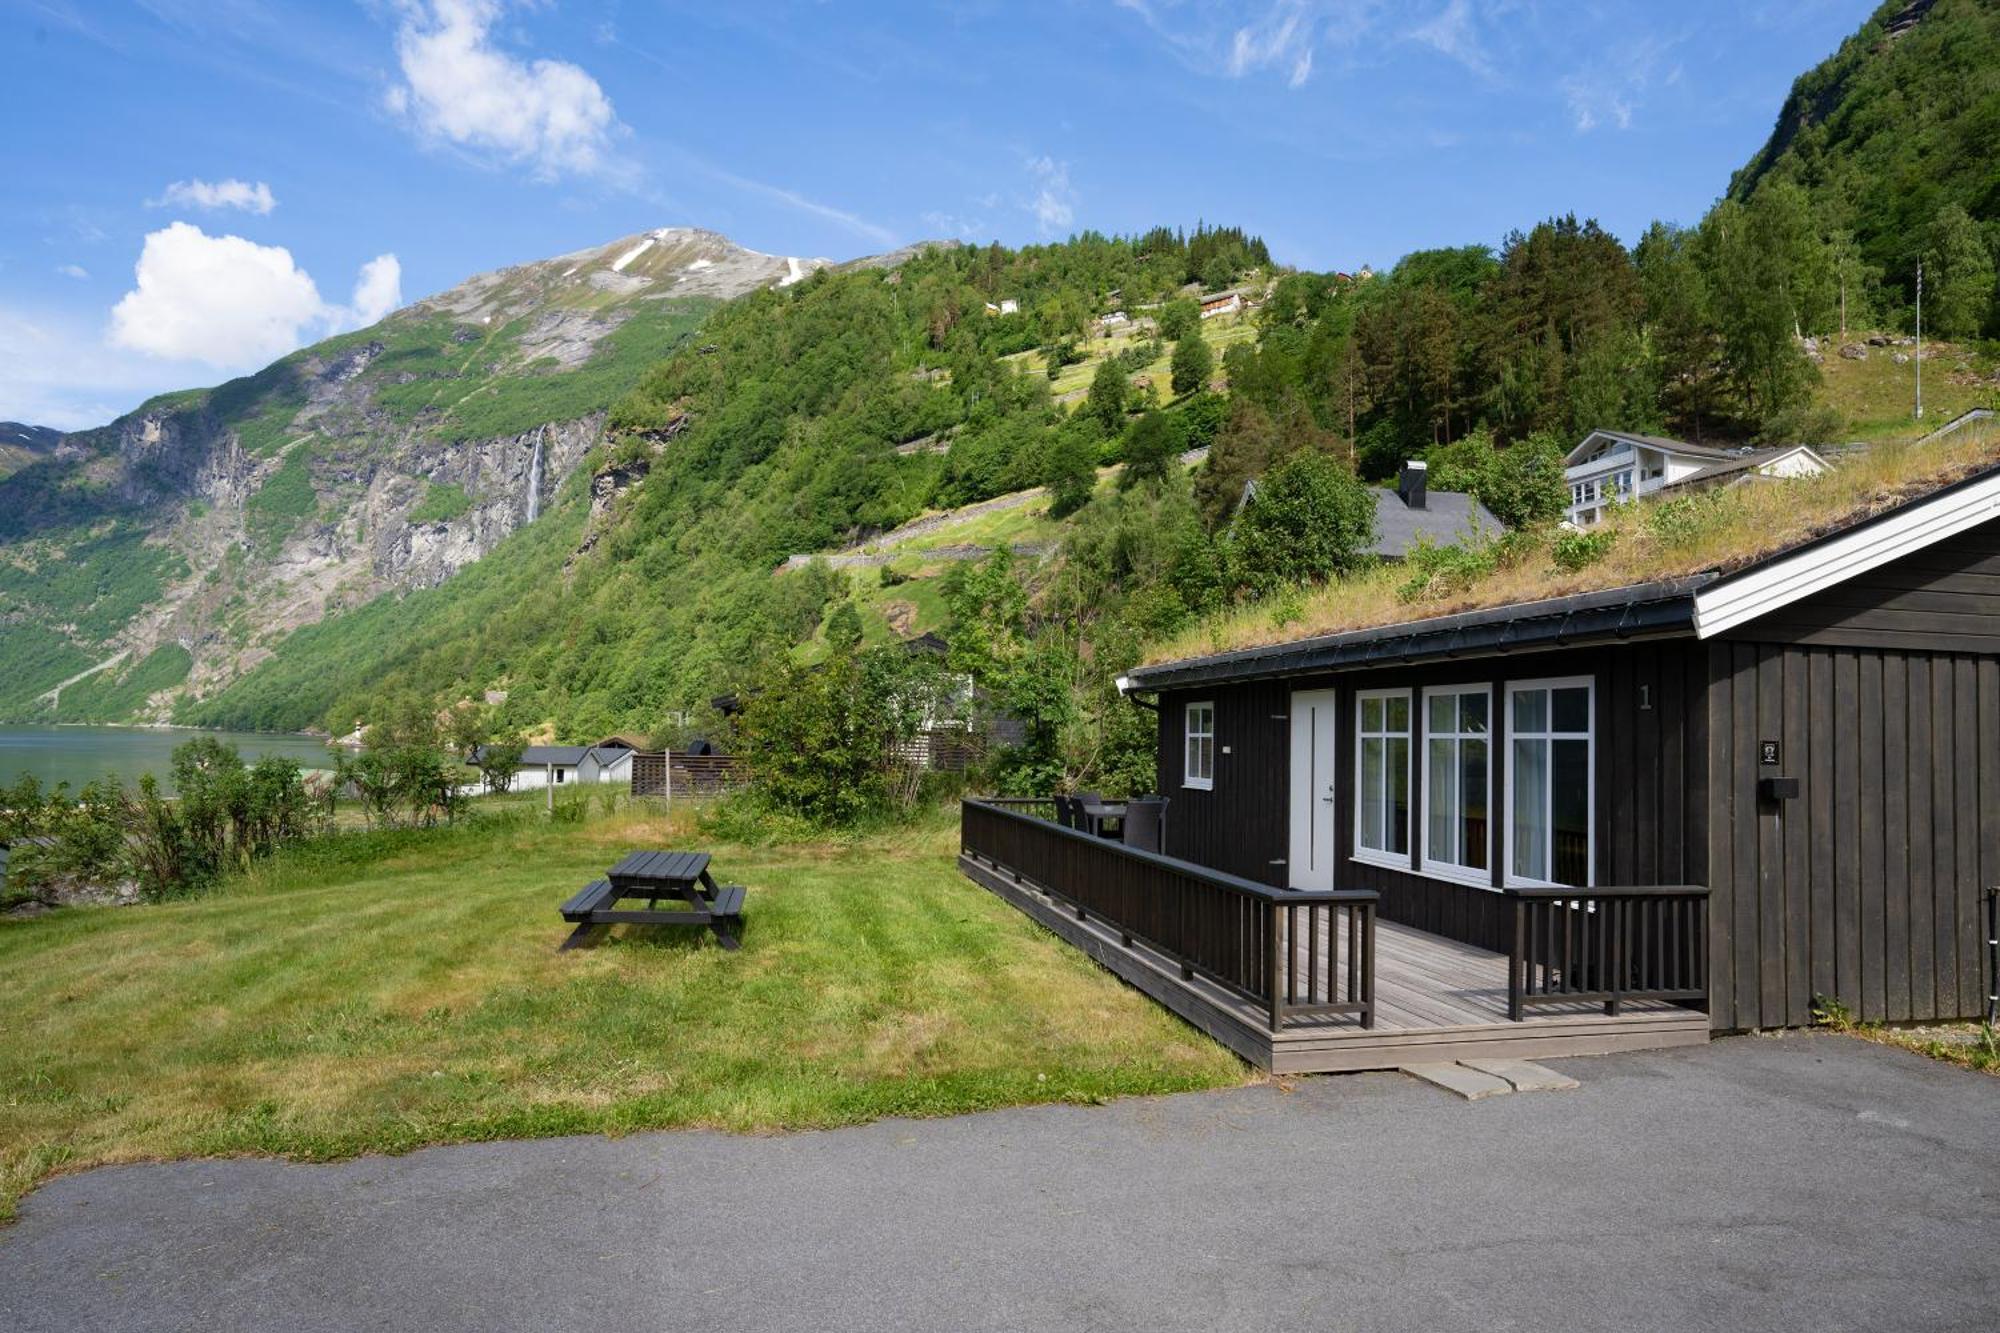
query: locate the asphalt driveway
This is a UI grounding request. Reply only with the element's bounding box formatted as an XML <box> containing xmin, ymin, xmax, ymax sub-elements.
<box><xmin>2</xmin><ymin>1032</ymin><xmax>1995</xmax><ymax>1332</ymax></box>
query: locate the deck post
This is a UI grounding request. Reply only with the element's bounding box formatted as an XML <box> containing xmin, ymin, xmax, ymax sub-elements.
<box><xmin>1508</xmin><ymin>897</ymin><xmax>1525</xmax><ymax>1022</ymax></box>
<box><xmin>1266</xmin><ymin>900</ymin><xmax>1284</xmax><ymax>1033</ymax></box>
<box><xmin>1360</xmin><ymin>904</ymin><xmax>1376</xmax><ymax>1029</ymax></box>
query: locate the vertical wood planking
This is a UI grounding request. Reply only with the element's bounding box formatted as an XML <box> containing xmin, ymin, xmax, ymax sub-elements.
<box><xmin>1707</xmin><ymin>641</ymin><xmax>1736</xmax><ymax>1029</ymax></box>
<box><xmin>1733</xmin><ymin>643</ymin><xmax>1760</xmax><ymax>1027</ymax></box>
<box><xmin>1781</xmin><ymin>645</ymin><xmax>1810</xmax><ymax>1025</ymax></box>
<box><xmin>1833</xmin><ymin>650</ymin><xmax>1862</xmax><ymax>1011</ymax></box>
<box><xmin>1756</xmin><ymin>644</ymin><xmax>1786</xmax><ymax>1024</ymax></box>
<box><xmin>1807</xmin><ymin>650</ymin><xmax>1835</xmax><ymax>1005</ymax></box>
<box><xmin>1858</xmin><ymin>651</ymin><xmax>1886</xmax><ymax>1022</ymax></box>
<box><xmin>1883</xmin><ymin>654</ymin><xmax>1911</xmax><ymax>1022</ymax></box>
<box><xmin>1955</xmin><ymin>659</ymin><xmax>1983</xmax><ymax>1017</ymax></box>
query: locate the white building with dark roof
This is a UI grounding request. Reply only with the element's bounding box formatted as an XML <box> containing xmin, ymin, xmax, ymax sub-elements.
<box><xmin>1564</xmin><ymin>429</ymin><xmax>1829</xmax><ymax>527</ymax></box>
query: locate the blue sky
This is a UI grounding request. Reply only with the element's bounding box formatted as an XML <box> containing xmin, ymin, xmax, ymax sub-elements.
<box><xmin>3</xmin><ymin>0</ymin><xmax>1876</xmax><ymax>431</ymax></box>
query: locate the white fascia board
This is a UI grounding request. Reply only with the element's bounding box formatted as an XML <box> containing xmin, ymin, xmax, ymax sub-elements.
<box><xmin>1693</xmin><ymin>470</ymin><xmax>2000</xmax><ymax>638</ymax></box>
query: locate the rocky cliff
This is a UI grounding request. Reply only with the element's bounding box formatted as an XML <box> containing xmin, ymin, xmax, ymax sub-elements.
<box><xmin>0</xmin><ymin>228</ymin><xmax>839</xmax><ymax>722</ymax></box>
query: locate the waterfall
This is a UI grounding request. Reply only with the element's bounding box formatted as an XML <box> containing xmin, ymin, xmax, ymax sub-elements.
<box><xmin>525</xmin><ymin>428</ymin><xmax>545</xmax><ymax>522</ymax></box>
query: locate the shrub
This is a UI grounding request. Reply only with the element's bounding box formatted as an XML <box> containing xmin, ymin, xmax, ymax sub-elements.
<box><xmin>1397</xmin><ymin>535</ymin><xmax>1501</xmax><ymax>603</ymax></box>
<box><xmin>1551</xmin><ymin>527</ymin><xmax>1616</xmax><ymax>571</ymax></box>
<box><xmin>1645</xmin><ymin>491</ymin><xmax>1730</xmax><ymax>548</ymax></box>
<box><xmin>1227</xmin><ymin>450</ymin><xmax>1376</xmax><ymax>593</ymax></box>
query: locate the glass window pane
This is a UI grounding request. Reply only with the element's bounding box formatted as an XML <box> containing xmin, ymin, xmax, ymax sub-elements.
<box><xmin>1512</xmin><ymin>687</ymin><xmax>1547</xmax><ymax>735</ymax></box>
<box><xmin>1429</xmin><ymin>692</ymin><xmax>1454</xmax><ymax>735</ymax></box>
<box><xmin>1427</xmin><ymin>738</ymin><xmax>1455</xmax><ymax>863</ymax></box>
<box><xmin>1552</xmin><ymin>738</ymin><xmax>1589</xmax><ymax>884</ymax></box>
<box><xmin>1460</xmin><ymin>692</ymin><xmax>1488</xmax><ymax>735</ymax></box>
<box><xmin>1512</xmin><ymin>736</ymin><xmax>1548</xmax><ymax>881</ymax></box>
<box><xmin>1552</xmin><ymin>686</ymin><xmax>1590</xmax><ymax>734</ymax></box>
<box><xmin>1387</xmin><ymin>694</ymin><xmax>1409</xmax><ymax>734</ymax></box>
<box><xmin>1360</xmin><ymin>738</ymin><xmax>1384</xmax><ymax>851</ymax></box>
<box><xmin>1387</xmin><ymin>737</ymin><xmax>1409</xmax><ymax>854</ymax></box>
<box><xmin>1361</xmin><ymin>696</ymin><xmax>1382</xmax><ymax>732</ymax></box>
<box><xmin>1461</xmin><ymin>738</ymin><xmax>1488</xmax><ymax>869</ymax></box>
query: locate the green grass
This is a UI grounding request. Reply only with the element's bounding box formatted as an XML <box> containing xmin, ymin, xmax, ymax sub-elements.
<box><xmin>1004</xmin><ymin>313</ymin><xmax>1258</xmax><ymax>400</ymax></box>
<box><xmin>245</xmin><ymin>448</ymin><xmax>320</xmax><ymax>554</ymax></box>
<box><xmin>1815</xmin><ymin>335</ymin><xmax>1997</xmax><ymax>442</ymax></box>
<box><xmin>370</xmin><ymin>299</ymin><xmax>715</xmax><ymax>441</ymax></box>
<box><xmin>53</xmin><ymin>643</ymin><xmax>193</xmax><ymax>721</ymax></box>
<box><xmin>0</xmin><ymin>802</ymin><xmax>1244</xmax><ymax>1219</ymax></box>
<box><xmin>409</xmin><ymin>481</ymin><xmax>474</xmax><ymax>524</ymax></box>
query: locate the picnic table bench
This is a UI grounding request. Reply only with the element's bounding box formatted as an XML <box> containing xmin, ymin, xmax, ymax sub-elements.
<box><xmin>559</xmin><ymin>849</ymin><xmax>744</xmax><ymax>951</ymax></box>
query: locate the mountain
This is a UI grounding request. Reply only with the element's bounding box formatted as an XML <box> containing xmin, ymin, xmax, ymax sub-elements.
<box><xmin>1728</xmin><ymin>0</ymin><xmax>2000</xmax><ymax>306</ymax></box>
<box><xmin>0</xmin><ymin>229</ymin><xmax>839</xmax><ymax>723</ymax></box>
<box><xmin>0</xmin><ymin>422</ymin><xmax>60</xmax><ymax>482</ymax></box>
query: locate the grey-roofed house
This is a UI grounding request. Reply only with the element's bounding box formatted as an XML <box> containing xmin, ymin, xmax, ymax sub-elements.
<box><xmin>472</xmin><ymin>743</ymin><xmax>635</xmax><ymax>792</ymax></box>
<box><xmin>1368</xmin><ymin>461</ymin><xmax>1500</xmax><ymax>558</ymax></box>
<box><xmin>1240</xmin><ymin>460</ymin><xmax>1500</xmax><ymax>559</ymax></box>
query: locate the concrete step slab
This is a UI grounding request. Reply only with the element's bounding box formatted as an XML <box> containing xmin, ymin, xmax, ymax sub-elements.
<box><xmin>1400</xmin><ymin>1062</ymin><xmax>1513</xmax><ymax>1100</ymax></box>
<box><xmin>1458</xmin><ymin>1058</ymin><xmax>1580</xmax><ymax>1093</ymax></box>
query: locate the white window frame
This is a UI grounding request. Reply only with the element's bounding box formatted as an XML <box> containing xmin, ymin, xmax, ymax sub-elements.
<box><xmin>1503</xmin><ymin>676</ymin><xmax>1596</xmax><ymax>890</ymax></box>
<box><xmin>1183</xmin><ymin>701</ymin><xmax>1215</xmax><ymax>790</ymax></box>
<box><xmin>1351</xmin><ymin>687</ymin><xmax>1413</xmax><ymax>871</ymax></box>
<box><xmin>1420</xmin><ymin>684</ymin><xmax>1494</xmax><ymax>888</ymax></box>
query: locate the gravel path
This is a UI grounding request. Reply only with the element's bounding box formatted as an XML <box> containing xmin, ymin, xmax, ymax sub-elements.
<box><xmin>4</xmin><ymin>1032</ymin><xmax>1993</xmax><ymax>1332</ymax></box>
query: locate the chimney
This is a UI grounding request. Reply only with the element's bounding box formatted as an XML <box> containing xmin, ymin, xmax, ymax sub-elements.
<box><xmin>1398</xmin><ymin>460</ymin><xmax>1429</xmax><ymax>510</ymax></box>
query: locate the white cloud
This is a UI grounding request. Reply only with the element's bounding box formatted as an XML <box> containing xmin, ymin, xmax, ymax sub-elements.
<box><xmin>107</xmin><ymin>223</ymin><xmax>400</xmax><ymax>370</ymax></box>
<box><xmin>1114</xmin><ymin>0</ymin><xmax>1376</xmax><ymax>89</ymax></box>
<box><xmin>1227</xmin><ymin>2</ymin><xmax>1316</xmax><ymax>87</ymax></box>
<box><xmin>152</xmin><ymin>178</ymin><xmax>278</xmax><ymax>215</ymax></box>
<box><xmin>1408</xmin><ymin>0</ymin><xmax>1493</xmax><ymax>79</ymax></box>
<box><xmin>693</xmin><ymin>161</ymin><xmax>898</xmax><ymax>248</ymax></box>
<box><xmin>1024</xmin><ymin>156</ymin><xmax>1076</xmax><ymax>236</ymax></box>
<box><xmin>56</xmin><ymin>264</ymin><xmax>89</xmax><ymax>280</ymax></box>
<box><xmin>1561</xmin><ymin>76</ymin><xmax>1632</xmax><ymax>132</ymax></box>
<box><xmin>0</xmin><ymin>307</ymin><xmax>184</xmax><ymax>431</ymax></box>
<box><xmin>386</xmin><ymin>0</ymin><xmax>624</xmax><ymax>181</ymax></box>
<box><xmin>921</xmin><ymin>209</ymin><xmax>990</xmax><ymax>241</ymax></box>
<box><xmin>343</xmin><ymin>254</ymin><xmax>404</xmax><ymax>327</ymax></box>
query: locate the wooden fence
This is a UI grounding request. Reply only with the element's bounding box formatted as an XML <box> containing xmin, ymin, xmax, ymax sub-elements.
<box><xmin>629</xmin><ymin>752</ymin><xmax>751</xmax><ymax>800</ymax></box>
<box><xmin>1506</xmin><ymin>886</ymin><xmax>1711</xmax><ymax>1019</ymax></box>
<box><xmin>961</xmin><ymin>798</ymin><xmax>1376</xmax><ymax>1032</ymax></box>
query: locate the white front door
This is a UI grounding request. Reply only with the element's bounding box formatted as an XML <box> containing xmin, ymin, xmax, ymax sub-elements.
<box><xmin>1288</xmin><ymin>689</ymin><xmax>1340</xmax><ymax>891</ymax></box>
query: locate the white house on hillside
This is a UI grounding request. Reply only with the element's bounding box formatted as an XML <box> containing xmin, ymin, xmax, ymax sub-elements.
<box><xmin>472</xmin><ymin>740</ymin><xmax>636</xmax><ymax>792</ymax></box>
<box><xmin>1563</xmin><ymin>429</ymin><xmax>1830</xmax><ymax>527</ymax></box>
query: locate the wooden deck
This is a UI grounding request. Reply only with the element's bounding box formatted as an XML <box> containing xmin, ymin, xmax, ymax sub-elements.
<box><xmin>961</xmin><ymin>853</ymin><xmax>1708</xmax><ymax>1074</ymax></box>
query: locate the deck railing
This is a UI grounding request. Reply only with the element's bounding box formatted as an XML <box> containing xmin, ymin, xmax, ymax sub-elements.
<box><xmin>961</xmin><ymin>798</ymin><xmax>1375</xmax><ymax>1032</ymax></box>
<box><xmin>1506</xmin><ymin>886</ymin><xmax>1710</xmax><ymax>1020</ymax></box>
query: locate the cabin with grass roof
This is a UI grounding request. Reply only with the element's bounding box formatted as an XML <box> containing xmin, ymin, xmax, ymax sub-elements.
<box><xmin>960</xmin><ymin>447</ymin><xmax>2000</xmax><ymax>1071</ymax></box>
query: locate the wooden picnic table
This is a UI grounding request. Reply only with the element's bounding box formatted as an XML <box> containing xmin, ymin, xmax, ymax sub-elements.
<box><xmin>558</xmin><ymin>849</ymin><xmax>744</xmax><ymax>951</ymax></box>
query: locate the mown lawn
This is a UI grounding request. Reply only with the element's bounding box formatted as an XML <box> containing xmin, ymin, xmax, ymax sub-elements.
<box><xmin>0</xmin><ymin>804</ymin><xmax>1245</xmax><ymax>1219</ymax></box>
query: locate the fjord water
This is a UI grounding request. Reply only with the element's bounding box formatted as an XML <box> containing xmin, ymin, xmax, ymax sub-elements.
<box><xmin>0</xmin><ymin>726</ymin><xmax>334</xmax><ymax>795</ymax></box>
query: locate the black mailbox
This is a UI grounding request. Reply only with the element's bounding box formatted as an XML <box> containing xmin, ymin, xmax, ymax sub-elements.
<box><xmin>1758</xmin><ymin>776</ymin><xmax>1800</xmax><ymax>802</ymax></box>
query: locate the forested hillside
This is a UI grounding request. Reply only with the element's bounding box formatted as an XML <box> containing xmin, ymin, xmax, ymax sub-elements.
<box><xmin>1730</xmin><ymin>0</ymin><xmax>2000</xmax><ymax>339</ymax></box>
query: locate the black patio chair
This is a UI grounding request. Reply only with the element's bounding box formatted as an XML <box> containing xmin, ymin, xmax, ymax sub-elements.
<box><xmin>1073</xmin><ymin>791</ymin><xmax>1107</xmax><ymax>837</ymax></box>
<box><xmin>1121</xmin><ymin>795</ymin><xmax>1170</xmax><ymax>852</ymax></box>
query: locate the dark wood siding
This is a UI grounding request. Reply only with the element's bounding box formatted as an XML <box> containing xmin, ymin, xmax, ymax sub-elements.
<box><xmin>1726</xmin><ymin>523</ymin><xmax>2000</xmax><ymax>652</ymax></box>
<box><xmin>1161</xmin><ymin>643</ymin><xmax>1710</xmax><ymax>954</ymax></box>
<box><xmin>1156</xmin><ymin>681</ymin><xmax>1290</xmax><ymax>886</ymax></box>
<box><xmin>1704</xmin><ymin>641</ymin><xmax>1998</xmax><ymax>1030</ymax></box>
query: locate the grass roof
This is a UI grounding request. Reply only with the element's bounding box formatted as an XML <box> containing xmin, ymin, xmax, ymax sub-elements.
<box><xmin>1144</xmin><ymin>426</ymin><xmax>2000</xmax><ymax>668</ymax></box>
